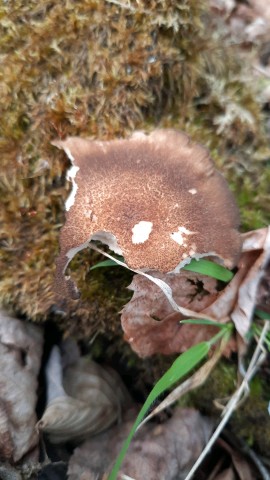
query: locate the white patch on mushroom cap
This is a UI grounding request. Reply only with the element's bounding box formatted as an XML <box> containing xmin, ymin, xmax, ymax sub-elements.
<box><xmin>170</xmin><ymin>226</ymin><xmax>196</xmax><ymax>246</ymax></box>
<box><xmin>132</xmin><ymin>221</ymin><xmax>153</xmax><ymax>244</ymax></box>
<box><xmin>65</xmin><ymin>146</ymin><xmax>80</xmax><ymax>211</ymax></box>
<box><xmin>64</xmin><ymin>232</ymin><xmax>123</xmax><ymax>274</ymax></box>
<box><xmin>188</xmin><ymin>188</ymin><xmax>197</xmax><ymax>195</ymax></box>
<box><xmin>65</xmin><ymin>165</ymin><xmax>80</xmax><ymax>211</ymax></box>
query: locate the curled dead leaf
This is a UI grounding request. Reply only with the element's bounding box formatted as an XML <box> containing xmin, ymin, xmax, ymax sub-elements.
<box><xmin>231</xmin><ymin>227</ymin><xmax>270</xmax><ymax>336</ymax></box>
<box><xmin>121</xmin><ymin>228</ymin><xmax>270</xmax><ymax>357</ymax></box>
<box><xmin>37</xmin><ymin>345</ymin><xmax>131</xmax><ymax>444</ymax></box>
<box><xmin>211</xmin><ymin>438</ymin><xmax>255</xmax><ymax>480</ymax></box>
<box><xmin>0</xmin><ymin>310</ymin><xmax>43</xmax><ymax>462</ymax></box>
<box><xmin>121</xmin><ymin>270</ymin><xmax>220</xmax><ymax>357</ymax></box>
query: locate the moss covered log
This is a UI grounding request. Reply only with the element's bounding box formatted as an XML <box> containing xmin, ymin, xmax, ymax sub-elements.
<box><xmin>0</xmin><ymin>0</ymin><xmax>269</xmax><ymax>340</ymax></box>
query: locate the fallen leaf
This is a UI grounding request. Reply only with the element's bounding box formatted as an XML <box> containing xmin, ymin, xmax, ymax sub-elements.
<box><xmin>214</xmin><ymin>468</ymin><xmax>236</xmax><ymax>480</ymax></box>
<box><xmin>212</xmin><ymin>438</ymin><xmax>254</xmax><ymax>480</ymax></box>
<box><xmin>121</xmin><ymin>270</ymin><xmax>219</xmax><ymax>357</ymax></box>
<box><xmin>68</xmin><ymin>408</ymin><xmax>213</xmax><ymax>480</ymax></box>
<box><xmin>121</xmin><ymin>228</ymin><xmax>270</xmax><ymax>356</ymax></box>
<box><xmin>0</xmin><ymin>310</ymin><xmax>43</xmax><ymax>462</ymax></box>
<box><xmin>231</xmin><ymin>227</ymin><xmax>270</xmax><ymax>336</ymax></box>
<box><xmin>37</xmin><ymin>344</ymin><xmax>132</xmax><ymax>444</ymax></box>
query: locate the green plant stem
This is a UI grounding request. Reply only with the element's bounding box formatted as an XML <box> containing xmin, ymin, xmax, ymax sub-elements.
<box><xmin>108</xmin><ymin>326</ymin><xmax>231</xmax><ymax>480</ymax></box>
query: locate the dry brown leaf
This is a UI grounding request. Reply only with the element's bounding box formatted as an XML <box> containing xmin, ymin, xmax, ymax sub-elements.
<box><xmin>213</xmin><ymin>438</ymin><xmax>254</xmax><ymax>480</ymax></box>
<box><xmin>121</xmin><ymin>228</ymin><xmax>270</xmax><ymax>357</ymax></box>
<box><xmin>231</xmin><ymin>227</ymin><xmax>270</xmax><ymax>336</ymax></box>
<box><xmin>202</xmin><ymin>228</ymin><xmax>270</xmax><ymax>336</ymax></box>
<box><xmin>121</xmin><ymin>270</ymin><xmax>219</xmax><ymax>357</ymax></box>
<box><xmin>68</xmin><ymin>408</ymin><xmax>213</xmax><ymax>480</ymax></box>
<box><xmin>37</xmin><ymin>344</ymin><xmax>131</xmax><ymax>444</ymax></box>
<box><xmin>0</xmin><ymin>310</ymin><xmax>43</xmax><ymax>462</ymax></box>
<box><xmin>214</xmin><ymin>468</ymin><xmax>236</xmax><ymax>480</ymax></box>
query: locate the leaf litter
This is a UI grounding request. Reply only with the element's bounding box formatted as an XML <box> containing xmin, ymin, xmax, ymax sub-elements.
<box><xmin>121</xmin><ymin>228</ymin><xmax>270</xmax><ymax>357</ymax></box>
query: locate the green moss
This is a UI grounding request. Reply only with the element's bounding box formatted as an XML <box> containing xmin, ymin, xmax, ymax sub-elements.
<box><xmin>180</xmin><ymin>360</ymin><xmax>236</xmax><ymax>414</ymax></box>
<box><xmin>63</xmin><ymin>249</ymin><xmax>133</xmax><ymax>338</ymax></box>
<box><xmin>227</xmin><ymin>153</ymin><xmax>270</xmax><ymax>230</ymax></box>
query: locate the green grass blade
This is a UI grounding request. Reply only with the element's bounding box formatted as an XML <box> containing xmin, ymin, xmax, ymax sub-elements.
<box><xmin>89</xmin><ymin>259</ymin><xmax>119</xmax><ymax>270</ymax></box>
<box><xmin>90</xmin><ymin>256</ymin><xmax>233</xmax><ymax>282</ymax></box>
<box><xmin>89</xmin><ymin>255</ymin><xmax>124</xmax><ymax>270</ymax></box>
<box><xmin>255</xmin><ymin>309</ymin><xmax>270</xmax><ymax>320</ymax></box>
<box><xmin>108</xmin><ymin>341</ymin><xmax>210</xmax><ymax>480</ymax></box>
<box><xmin>183</xmin><ymin>259</ymin><xmax>233</xmax><ymax>282</ymax></box>
<box><xmin>180</xmin><ymin>318</ymin><xmax>225</xmax><ymax>327</ymax></box>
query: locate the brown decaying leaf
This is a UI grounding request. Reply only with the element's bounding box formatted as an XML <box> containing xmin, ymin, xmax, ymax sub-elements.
<box><xmin>212</xmin><ymin>438</ymin><xmax>254</xmax><ymax>480</ymax></box>
<box><xmin>214</xmin><ymin>468</ymin><xmax>236</xmax><ymax>480</ymax></box>
<box><xmin>121</xmin><ymin>270</ymin><xmax>220</xmax><ymax>357</ymax></box>
<box><xmin>37</xmin><ymin>344</ymin><xmax>131</xmax><ymax>444</ymax></box>
<box><xmin>68</xmin><ymin>408</ymin><xmax>213</xmax><ymax>480</ymax></box>
<box><xmin>0</xmin><ymin>310</ymin><xmax>43</xmax><ymax>462</ymax></box>
<box><xmin>121</xmin><ymin>227</ymin><xmax>270</xmax><ymax>357</ymax></box>
<box><xmin>231</xmin><ymin>227</ymin><xmax>270</xmax><ymax>336</ymax></box>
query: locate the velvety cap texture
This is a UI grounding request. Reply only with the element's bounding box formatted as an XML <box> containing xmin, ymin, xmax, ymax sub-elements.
<box><xmin>53</xmin><ymin>129</ymin><xmax>241</xmax><ymax>297</ymax></box>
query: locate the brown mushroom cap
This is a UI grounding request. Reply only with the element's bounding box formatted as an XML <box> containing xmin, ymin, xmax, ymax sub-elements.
<box><xmin>53</xmin><ymin>129</ymin><xmax>241</xmax><ymax>298</ymax></box>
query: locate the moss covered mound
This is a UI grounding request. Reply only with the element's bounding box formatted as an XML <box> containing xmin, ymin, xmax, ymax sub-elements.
<box><xmin>0</xmin><ymin>1</ymin><xmax>269</xmax><ymax>336</ymax></box>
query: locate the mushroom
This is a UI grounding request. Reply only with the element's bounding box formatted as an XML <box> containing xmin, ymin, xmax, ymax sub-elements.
<box><xmin>53</xmin><ymin>129</ymin><xmax>241</xmax><ymax>299</ymax></box>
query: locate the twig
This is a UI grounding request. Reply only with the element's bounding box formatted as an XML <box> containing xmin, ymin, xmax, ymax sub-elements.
<box><xmin>184</xmin><ymin>321</ymin><xmax>269</xmax><ymax>480</ymax></box>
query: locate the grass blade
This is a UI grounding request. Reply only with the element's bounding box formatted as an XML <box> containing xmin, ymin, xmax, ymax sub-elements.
<box><xmin>89</xmin><ymin>259</ymin><xmax>120</xmax><ymax>270</ymax></box>
<box><xmin>108</xmin><ymin>341</ymin><xmax>210</xmax><ymax>480</ymax></box>
<box><xmin>255</xmin><ymin>309</ymin><xmax>270</xmax><ymax>320</ymax></box>
<box><xmin>180</xmin><ymin>318</ymin><xmax>225</xmax><ymax>327</ymax></box>
<box><xmin>183</xmin><ymin>259</ymin><xmax>233</xmax><ymax>282</ymax></box>
<box><xmin>90</xmin><ymin>256</ymin><xmax>233</xmax><ymax>282</ymax></box>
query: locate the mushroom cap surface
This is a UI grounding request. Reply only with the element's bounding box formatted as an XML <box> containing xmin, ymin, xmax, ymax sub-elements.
<box><xmin>53</xmin><ymin>129</ymin><xmax>241</xmax><ymax>298</ymax></box>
